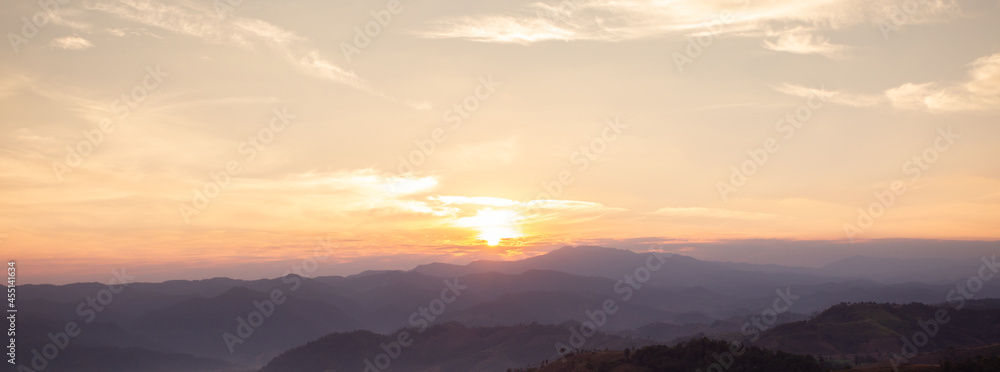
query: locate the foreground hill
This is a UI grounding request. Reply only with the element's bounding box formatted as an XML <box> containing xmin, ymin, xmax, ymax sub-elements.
<box><xmin>624</xmin><ymin>310</ymin><xmax>809</xmax><ymax>343</ymax></box>
<box><xmin>259</xmin><ymin>322</ymin><xmax>655</xmax><ymax>372</ymax></box>
<box><xmin>517</xmin><ymin>338</ymin><xmax>826</xmax><ymax>372</ymax></box>
<box><xmin>756</xmin><ymin>302</ymin><xmax>1000</xmax><ymax>356</ymax></box>
<box><xmin>841</xmin><ymin>343</ymin><xmax>1000</xmax><ymax>371</ymax></box>
<box><xmin>8</xmin><ymin>344</ymin><xmax>234</xmax><ymax>372</ymax></box>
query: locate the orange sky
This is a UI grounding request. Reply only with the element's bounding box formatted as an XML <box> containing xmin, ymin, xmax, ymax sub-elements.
<box><xmin>2</xmin><ymin>0</ymin><xmax>999</xmax><ymax>284</ymax></box>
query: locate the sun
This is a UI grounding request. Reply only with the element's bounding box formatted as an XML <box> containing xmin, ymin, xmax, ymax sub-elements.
<box><xmin>453</xmin><ymin>208</ymin><xmax>523</xmax><ymax>246</ymax></box>
<box><xmin>478</xmin><ymin>225</ymin><xmax>521</xmax><ymax>246</ymax></box>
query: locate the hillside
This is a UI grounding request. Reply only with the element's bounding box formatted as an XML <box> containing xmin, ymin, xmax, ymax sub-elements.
<box><xmin>259</xmin><ymin>322</ymin><xmax>655</xmax><ymax>372</ymax></box>
<box><xmin>756</xmin><ymin>302</ymin><xmax>1000</xmax><ymax>356</ymax></box>
<box><xmin>518</xmin><ymin>338</ymin><xmax>826</xmax><ymax>372</ymax></box>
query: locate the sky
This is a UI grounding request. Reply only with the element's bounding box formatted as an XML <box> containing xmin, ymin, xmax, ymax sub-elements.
<box><xmin>1</xmin><ymin>0</ymin><xmax>999</xmax><ymax>284</ymax></box>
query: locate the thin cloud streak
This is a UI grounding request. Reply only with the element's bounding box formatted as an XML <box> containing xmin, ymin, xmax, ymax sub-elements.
<box><xmin>772</xmin><ymin>83</ymin><xmax>884</xmax><ymax>107</ymax></box>
<box><xmin>651</xmin><ymin>207</ymin><xmax>782</xmax><ymax>220</ymax></box>
<box><xmin>776</xmin><ymin>53</ymin><xmax>1000</xmax><ymax>112</ymax></box>
<box><xmin>80</xmin><ymin>0</ymin><xmax>420</xmax><ymax>107</ymax></box>
<box><xmin>762</xmin><ymin>28</ymin><xmax>848</xmax><ymax>58</ymax></box>
<box><xmin>50</xmin><ymin>36</ymin><xmax>94</xmax><ymax>50</ymax></box>
<box><xmin>417</xmin><ymin>0</ymin><xmax>961</xmax><ymax>53</ymax></box>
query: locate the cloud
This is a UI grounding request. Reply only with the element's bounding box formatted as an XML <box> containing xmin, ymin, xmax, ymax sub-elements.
<box><xmin>762</xmin><ymin>29</ymin><xmax>847</xmax><ymax>58</ymax></box>
<box><xmin>172</xmin><ymin>167</ymin><xmax>624</xmax><ymax>229</ymax></box>
<box><xmin>3</xmin><ymin>75</ymin><xmax>125</xmax><ymax>125</ymax></box>
<box><xmin>418</xmin><ymin>0</ymin><xmax>961</xmax><ymax>48</ymax></box>
<box><xmin>421</xmin><ymin>15</ymin><xmax>579</xmax><ymax>44</ymax></box>
<box><xmin>776</xmin><ymin>53</ymin><xmax>1000</xmax><ymax>112</ymax></box>
<box><xmin>772</xmin><ymin>83</ymin><xmax>883</xmax><ymax>107</ymax></box>
<box><xmin>528</xmin><ymin>199</ymin><xmax>617</xmax><ymax>211</ymax></box>
<box><xmin>516</xmin><ymin>199</ymin><xmax>626</xmax><ymax>225</ymax></box>
<box><xmin>82</xmin><ymin>0</ymin><xmax>381</xmax><ymax>98</ymax></box>
<box><xmin>429</xmin><ymin>195</ymin><xmax>621</xmax><ymax>213</ymax></box>
<box><xmin>428</xmin><ymin>195</ymin><xmax>624</xmax><ymax>225</ymax></box>
<box><xmin>965</xmin><ymin>53</ymin><xmax>1000</xmax><ymax>96</ymax></box>
<box><xmin>50</xmin><ymin>36</ymin><xmax>94</xmax><ymax>50</ymax></box>
<box><xmin>885</xmin><ymin>53</ymin><xmax>1000</xmax><ymax>112</ymax></box>
<box><xmin>104</xmin><ymin>27</ymin><xmax>157</xmax><ymax>37</ymax></box>
<box><xmin>418</xmin><ymin>0</ymin><xmax>704</xmax><ymax>44</ymax></box>
<box><xmin>0</xmin><ymin>75</ymin><xmax>31</xmax><ymax>100</ymax></box>
<box><xmin>273</xmin><ymin>169</ymin><xmax>439</xmax><ymax>197</ymax></box>
<box><xmin>650</xmin><ymin>207</ymin><xmax>782</xmax><ymax>220</ymax></box>
<box><xmin>47</xmin><ymin>8</ymin><xmax>96</xmax><ymax>32</ymax></box>
<box><xmin>432</xmin><ymin>196</ymin><xmax>519</xmax><ymax>207</ymax></box>
<box><xmin>884</xmin><ymin>82</ymin><xmax>937</xmax><ymax>110</ymax></box>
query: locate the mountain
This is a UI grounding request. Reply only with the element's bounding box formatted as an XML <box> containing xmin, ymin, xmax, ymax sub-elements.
<box><xmin>815</xmin><ymin>256</ymin><xmax>982</xmax><ymax>284</ymax></box>
<box><xmin>412</xmin><ymin>246</ymin><xmax>652</xmax><ymax>278</ymax></box>
<box><xmin>259</xmin><ymin>322</ymin><xmax>656</xmax><ymax>372</ymax></box>
<box><xmin>449</xmin><ymin>291</ymin><xmax>675</xmax><ymax>331</ymax></box>
<box><xmin>15</xmin><ymin>246</ymin><xmax>999</xmax><ymax>370</ymax></box>
<box><xmin>717</xmin><ymin>256</ymin><xmax>983</xmax><ymax>285</ymax></box>
<box><xmin>11</xmin><ymin>345</ymin><xmax>236</xmax><ymax>372</ymax></box>
<box><xmin>624</xmin><ymin>309</ymin><xmax>809</xmax><ymax>344</ymax></box>
<box><xmin>756</xmin><ymin>301</ymin><xmax>1000</xmax><ymax>356</ymax></box>
<box><xmin>125</xmin><ymin>286</ymin><xmax>361</xmax><ymax>362</ymax></box>
<box><xmin>414</xmin><ymin>246</ymin><xmax>848</xmax><ymax>296</ymax></box>
<box><xmin>518</xmin><ymin>337</ymin><xmax>826</xmax><ymax>372</ymax></box>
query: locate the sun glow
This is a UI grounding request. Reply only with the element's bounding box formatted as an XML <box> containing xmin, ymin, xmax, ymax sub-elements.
<box><xmin>454</xmin><ymin>208</ymin><xmax>523</xmax><ymax>246</ymax></box>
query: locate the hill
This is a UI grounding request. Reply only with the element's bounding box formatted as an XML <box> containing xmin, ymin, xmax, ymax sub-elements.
<box><xmin>259</xmin><ymin>322</ymin><xmax>655</xmax><ymax>372</ymax></box>
<box><xmin>518</xmin><ymin>338</ymin><xmax>826</xmax><ymax>372</ymax></box>
<box><xmin>756</xmin><ymin>302</ymin><xmax>1000</xmax><ymax>356</ymax></box>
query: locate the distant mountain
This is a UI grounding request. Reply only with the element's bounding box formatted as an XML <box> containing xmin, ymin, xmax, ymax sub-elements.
<box><xmin>125</xmin><ymin>286</ymin><xmax>361</xmax><ymax>362</ymax></box>
<box><xmin>15</xmin><ymin>246</ymin><xmax>999</xmax><ymax>370</ymax></box>
<box><xmin>815</xmin><ymin>256</ymin><xmax>983</xmax><ymax>284</ymax></box>
<box><xmin>721</xmin><ymin>254</ymin><xmax>995</xmax><ymax>284</ymax></box>
<box><xmin>414</xmin><ymin>246</ymin><xmax>847</xmax><ymax>296</ymax></box>
<box><xmin>449</xmin><ymin>291</ymin><xmax>675</xmax><ymax>331</ymax></box>
<box><xmin>412</xmin><ymin>246</ymin><xmax>652</xmax><ymax>278</ymax></box>
<box><xmin>715</xmin><ymin>261</ymin><xmax>816</xmax><ymax>274</ymax></box>
<box><xmin>259</xmin><ymin>322</ymin><xmax>655</xmax><ymax>372</ymax></box>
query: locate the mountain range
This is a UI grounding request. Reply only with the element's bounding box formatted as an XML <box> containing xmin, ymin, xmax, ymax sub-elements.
<box><xmin>15</xmin><ymin>246</ymin><xmax>1000</xmax><ymax>371</ymax></box>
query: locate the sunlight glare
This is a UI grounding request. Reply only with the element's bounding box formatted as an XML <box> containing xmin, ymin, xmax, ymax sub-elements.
<box><xmin>454</xmin><ymin>208</ymin><xmax>523</xmax><ymax>246</ymax></box>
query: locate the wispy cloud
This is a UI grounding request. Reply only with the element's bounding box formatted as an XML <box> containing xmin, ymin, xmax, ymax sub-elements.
<box><xmin>81</xmin><ymin>0</ymin><xmax>384</xmax><ymax>99</ymax></box>
<box><xmin>432</xmin><ymin>196</ymin><xmax>519</xmax><ymax>207</ymax></box>
<box><xmin>762</xmin><ymin>28</ymin><xmax>847</xmax><ymax>58</ymax></box>
<box><xmin>161</xmin><ymin>167</ymin><xmax>625</xmax><ymax>231</ymax></box>
<box><xmin>429</xmin><ymin>195</ymin><xmax>624</xmax><ymax>224</ymax></box>
<box><xmin>0</xmin><ymin>75</ymin><xmax>32</xmax><ymax>100</ymax></box>
<box><xmin>418</xmin><ymin>0</ymin><xmax>961</xmax><ymax>51</ymax></box>
<box><xmin>885</xmin><ymin>53</ymin><xmax>1000</xmax><ymax>112</ymax></box>
<box><xmin>651</xmin><ymin>207</ymin><xmax>782</xmax><ymax>220</ymax></box>
<box><xmin>422</xmin><ymin>15</ymin><xmax>580</xmax><ymax>44</ymax></box>
<box><xmin>50</xmin><ymin>36</ymin><xmax>94</xmax><ymax>50</ymax></box>
<box><xmin>775</xmin><ymin>53</ymin><xmax>1000</xmax><ymax>112</ymax></box>
<box><xmin>774</xmin><ymin>53</ymin><xmax>1000</xmax><ymax>112</ymax></box>
<box><xmin>772</xmin><ymin>83</ymin><xmax>883</xmax><ymax>107</ymax></box>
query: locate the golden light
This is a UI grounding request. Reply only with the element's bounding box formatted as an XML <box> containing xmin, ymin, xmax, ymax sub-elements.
<box><xmin>453</xmin><ymin>208</ymin><xmax>523</xmax><ymax>246</ymax></box>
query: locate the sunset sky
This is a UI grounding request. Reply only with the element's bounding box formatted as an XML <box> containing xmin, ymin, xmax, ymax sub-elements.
<box><xmin>2</xmin><ymin>0</ymin><xmax>999</xmax><ymax>284</ymax></box>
